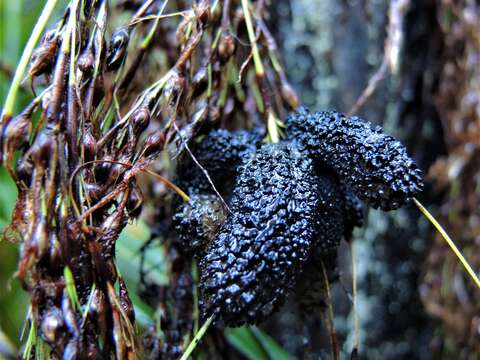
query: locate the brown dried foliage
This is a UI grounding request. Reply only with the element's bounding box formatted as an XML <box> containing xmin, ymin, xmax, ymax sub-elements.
<box><xmin>423</xmin><ymin>1</ymin><xmax>480</xmax><ymax>356</ymax></box>
<box><xmin>0</xmin><ymin>0</ymin><xmax>297</xmax><ymax>358</ymax></box>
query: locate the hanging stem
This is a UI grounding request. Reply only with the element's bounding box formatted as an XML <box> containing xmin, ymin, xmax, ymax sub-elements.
<box><xmin>413</xmin><ymin>197</ymin><xmax>480</xmax><ymax>289</ymax></box>
<box><xmin>241</xmin><ymin>0</ymin><xmax>264</xmax><ymax>76</ymax></box>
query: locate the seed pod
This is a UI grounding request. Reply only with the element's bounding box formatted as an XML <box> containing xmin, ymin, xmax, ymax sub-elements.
<box><xmin>94</xmin><ymin>155</ymin><xmax>113</xmax><ymax>182</ymax></box>
<box><xmin>30</xmin><ymin>126</ymin><xmax>55</xmax><ymax>166</ymax></box>
<box><xmin>106</xmin><ymin>27</ymin><xmax>130</xmax><ymax>72</ymax></box>
<box><xmin>199</xmin><ymin>144</ymin><xmax>320</xmax><ymax>326</ymax></box>
<box><xmin>47</xmin><ymin>229</ymin><xmax>62</xmax><ymax>270</ymax></box>
<box><xmin>29</xmin><ymin>29</ymin><xmax>59</xmax><ymax>77</ymax></box>
<box><xmin>3</xmin><ymin>111</ymin><xmax>32</xmax><ymax>152</ymax></box>
<box><xmin>194</xmin><ymin>0</ymin><xmax>211</xmax><ymax>27</ymax></box>
<box><xmin>16</xmin><ymin>157</ymin><xmax>33</xmax><ymax>185</ymax></box>
<box><xmin>285</xmin><ymin>108</ymin><xmax>424</xmax><ymax>210</ymax></box>
<box><xmin>130</xmin><ymin>107</ymin><xmax>150</xmax><ymax>136</ymax></box>
<box><xmin>82</xmin><ymin>127</ymin><xmax>97</xmax><ymax>161</ymax></box>
<box><xmin>191</xmin><ymin>66</ymin><xmax>208</xmax><ymax>98</ymax></box>
<box><xmin>119</xmin><ymin>277</ymin><xmax>135</xmax><ymax>324</ymax></box>
<box><xmin>218</xmin><ymin>34</ymin><xmax>236</xmax><ymax>63</ymax></box>
<box><xmin>32</xmin><ymin>215</ymin><xmax>49</xmax><ymax>259</ymax></box>
<box><xmin>143</xmin><ymin>130</ymin><xmax>166</xmax><ymax>158</ymax></box>
<box><xmin>77</xmin><ymin>48</ymin><xmax>95</xmax><ymax>75</ymax></box>
<box><xmin>126</xmin><ymin>185</ymin><xmax>143</xmax><ymax>219</ymax></box>
<box><xmin>84</xmin><ymin>182</ymin><xmax>104</xmax><ymax>203</ymax></box>
<box><xmin>40</xmin><ymin>308</ymin><xmax>64</xmax><ymax>343</ymax></box>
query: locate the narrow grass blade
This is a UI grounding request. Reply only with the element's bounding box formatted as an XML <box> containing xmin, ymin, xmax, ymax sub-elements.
<box><xmin>179</xmin><ymin>315</ymin><xmax>214</xmax><ymax>360</ymax></box>
<box><xmin>250</xmin><ymin>327</ymin><xmax>294</xmax><ymax>360</ymax></box>
<box><xmin>413</xmin><ymin>197</ymin><xmax>480</xmax><ymax>289</ymax></box>
<box><xmin>1</xmin><ymin>0</ymin><xmax>59</xmax><ymax>119</ymax></box>
<box><xmin>225</xmin><ymin>327</ymin><xmax>269</xmax><ymax>360</ymax></box>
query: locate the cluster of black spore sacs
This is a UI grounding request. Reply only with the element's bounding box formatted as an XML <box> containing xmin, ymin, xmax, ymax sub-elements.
<box><xmin>173</xmin><ymin>107</ymin><xmax>423</xmax><ymax>327</ymax></box>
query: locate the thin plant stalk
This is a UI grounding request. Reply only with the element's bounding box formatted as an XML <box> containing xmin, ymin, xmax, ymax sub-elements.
<box><xmin>241</xmin><ymin>0</ymin><xmax>264</xmax><ymax>76</ymax></box>
<box><xmin>321</xmin><ymin>260</ymin><xmax>340</xmax><ymax>360</ymax></box>
<box><xmin>351</xmin><ymin>242</ymin><xmax>360</xmax><ymax>352</ymax></box>
<box><xmin>413</xmin><ymin>197</ymin><xmax>480</xmax><ymax>289</ymax></box>
<box><xmin>180</xmin><ymin>315</ymin><xmax>214</xmax><ymax>360</ymax></box>
<box><xmin>1</xmin><ymin>0</ymin><xmax>59</xmax><ymax>121</ymax></box>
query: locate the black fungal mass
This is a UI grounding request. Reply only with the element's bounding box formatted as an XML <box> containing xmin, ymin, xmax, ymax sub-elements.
<box><xmin>173</xmin><ymin>107</ymin><xmax>423</xmax><ymax>326</ymax></box>
<box><xmin>172</xmin><ymin>193</ymin><xmax>227</xmax><ymax>255</ymax></box>
<box><xmin>177</xmin><ymin>128</ymin><xmax>263</xmax><ymax>193</ymax></box>
<box><xmin>285</xmin><ymin>107</ymin><xmax>423</xmax><ymax>210</ymax></box>
<box><xmin>199</xmin><ymin>144</ymin><xmax>320</xmax><ymax>326</ymax></box>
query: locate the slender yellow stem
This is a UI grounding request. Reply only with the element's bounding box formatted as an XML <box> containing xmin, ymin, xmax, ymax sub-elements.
<box><xmin>241</xmin><ymin>0</ymin><xmax>264</xmax><ymax>76</ymax></box>
<box><xmin>321</xmin><ymin>260</ymin><xmax>339</xmax><ymax>360</ymax></box>
<box><xmin>351</xmin><ymin>242</ymin><xmax>360</xmax><ymax>351</ymax></box>
<box><xmin>144</xmin><ymin>169</ymin><xmax>190</xmax><ymax>202</ymax></box>
<box><xmin>2</xmin><ymin>0</ymin><xmax>59</xmax><ymax>120</ymax></box>
<box><xmin>413</xmin><ymin>197</ymin><xmax>480</xmax><ymax>289</ymax></box>
<box><xmin>180</xmin><ymin>314</ymin><xmax>214</xmax><ymax>360</ymax></box>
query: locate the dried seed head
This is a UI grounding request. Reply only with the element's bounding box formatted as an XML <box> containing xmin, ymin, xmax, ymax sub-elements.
<box><xmin>127</xmin><ymin>185</ymin><xmax>143</xmax><ymax>219</ymax></box>
<box><xmin>16</xmin><ymin>157</ymin><xmax>33</xmax><ymax>185</ymax></box>
<box><xmin>40</xmin><ymin>308</ymin><xmax>64</xmax><ymax>343</ymax></box>
<box><xmin>30</xmin><ymin>127</ymin><xmax>55</xmax><ymax>166</ymax></box>
<box><xmin>218</xmin><ymin>34</ymin><xmax>236</xmax><ymax>63</ymax></box>
<box><xmin>29</xmin><ymin>29</ymin><xmax>59</xmax><ymax>77</ymax></box>
<box><xmin>280</xmin><ymin>82</ymin><xmax>299</xmax><ymax>110</ymax></box>
<box><xmin>191</xmin><ymin>66</ymin><xmax>208</xmax><ymax>98</ymax></box>
<box><xmin>94</xmin><ymin>155</ymin><xmax>113</xmax><ymax>182</ymax></box>
<box><xmin>29</xmin><ymin>216</ymin><xmax>48</xmax><ymax>260</ymax></box>
<box><xmin>163</xmin><ymin>71</ymin><xmax>186</xmax><ymax>106</ymax></box>
<box><xmin>84</xmin><ymin>182</ymin><xmax>104</xmax><ymax>203</ymax></box>
<box><xmin>77</xmin><ymin>48</ymin><xmax>95</xmax><ymax>75</ymax></box>
<box><xmin>119</xmin><ymin>277</ymin><xmax>135</xmax><ymax>324</ymax></box>
<box><xmin>143</xmin><ymin>130</ymin><xmax>166</xmax><ymax>158</ymax></box>
<box><xmin>130</xmin><ymin>107</ymin><xmax>150</xmax><ymax>136</ymax></box>
<box><xmin>48</xmin><ymin>230</ymin><xmax>62</xmax><ymax>270</ymax></box>
<box><xmin>194</xmin><ymin>0</ymin><xmax>211</xmax><ymax>27</ymax></box>
<box><xmin>82</xmin><ymin>128</ymin><xmax>97</xmax><ymax>161</ymax></box>
<box><xmin>3</xmin><ymin>112</ymin><xmax>32</xmax><ymax>151</ymax></box>
<box><xmin>106</xmin><ymin>27</ymin><xmax>130</xmax><ymax>71</ymax></box>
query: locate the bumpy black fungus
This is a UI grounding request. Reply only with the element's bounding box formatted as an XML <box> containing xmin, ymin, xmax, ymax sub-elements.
<box><xmin>341</xmin><ymin>186</ymin><xmax>365</xmax><ymax>241</ymax></box>
<box><xmin>199</xmin><ymin>144</ymin><xmax>320</xmax><ymax>326</ymax></box>
<box><xmin>173</xmin><ymin>106</ymin><xmax>423</xmax><ymax>327</ymax></box>
<box><xmin>172</xmin><ymin>193</ymin><xmax>227</xmax><ymax>255</ymax></box>
<box><xmin>285</xmin><ymin>107</ymin><xmax>423</xmax><ymax>210</ymax></box>
<box><xmin>177</xmin><ymin>128</ymin><xmax>263</xmax><ymax>193</ymax></box>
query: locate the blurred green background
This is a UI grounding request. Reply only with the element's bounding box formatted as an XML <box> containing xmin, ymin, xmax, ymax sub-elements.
<box><xmin>0</xmin><ymin>0</ymin><xmax>45</xmax><ymax>351</ymax></box>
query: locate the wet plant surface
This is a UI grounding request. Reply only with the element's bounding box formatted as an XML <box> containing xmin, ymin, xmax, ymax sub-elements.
<box><xmin>174</xmin><ymin>108</ymin><xmax>422</xmax><ymax>328</ymax></box>
<box><xmin>0</xmin><ymin>0</ymin><xmax>479</xmax><ymax>359</ymax></box>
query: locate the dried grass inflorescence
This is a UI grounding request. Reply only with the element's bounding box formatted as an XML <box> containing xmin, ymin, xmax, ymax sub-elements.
<box><xmin>0</xmin><ymin>0</ymin><xmax>302</xmax><ymax>357</ymax></box>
